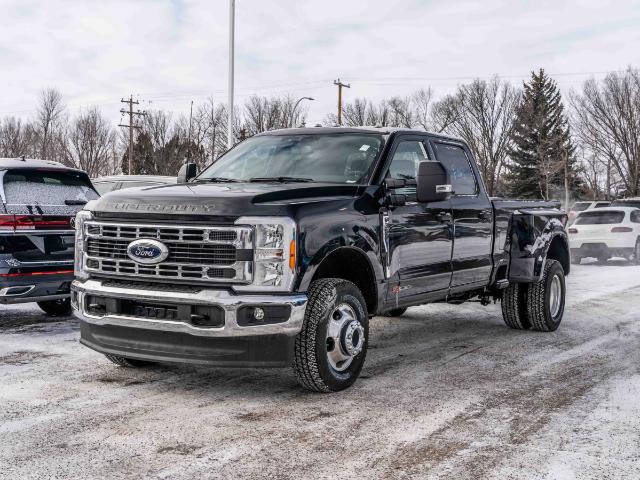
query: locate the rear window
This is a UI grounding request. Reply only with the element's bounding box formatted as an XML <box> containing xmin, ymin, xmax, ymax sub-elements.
<box><xmin>93</xmin><ymin>181</ymin><xmax>117</xmax><ymax>195</ymax></box>
<box><xmin>611</xmin><ymin>199</ymin><xmax>640</xmax><ymax>209</ymax></box>
<box><xmin>574</xmin><ymin>211</ymin><xmax>625</xmax><ymax>225</ymax></box>
<box><xmin>571</xmin><ymin>202</ymin><xmax>591</xmax><ymax>212</ymax></box>
<box><xmin>116</xmin><ymin>181</ymin><xmax>163</xmax><ymax>191</ymax></box>
<box><xmin>2</xmin><ymin>169</ymin><xmax>98</xmax><ymax>205</ymax></box>
<box><xmin>594</xmin><ymin>202</ymin><xmax>610</xmax><ymax>208</ymax></box>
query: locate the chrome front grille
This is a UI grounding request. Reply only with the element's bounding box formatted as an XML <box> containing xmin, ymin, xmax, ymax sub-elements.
<box><xmin>86</xmin><ymin>238</ymin><xmax>237</xmax><ymax>265</ymax></box>
<box><xmin>84</xmin><ymin>221</ymin><xmax>253</xmax><ymax>283</ymax></box>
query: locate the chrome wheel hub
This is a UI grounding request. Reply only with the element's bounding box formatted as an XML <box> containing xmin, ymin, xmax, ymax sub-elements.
<box><xmin>549</xmin><ymin>275</ymin><xmax>562</xmax><ymax>318</ymax></box>
<box><xmin>326</xmin><ymin>304</ymin><xmax>365</xmax><ymax>372</ymax></box>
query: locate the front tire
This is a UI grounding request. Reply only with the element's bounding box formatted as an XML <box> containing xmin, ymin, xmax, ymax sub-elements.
<box><xmin>633</xmin><ymin>240</ymin><xmax>640</xmax><ymax>266</ymax></box>
<box><xmin>104</xmin><ymin>354</ymin><xmax>154</xmax><ymax>368</ymax></box>
<box><xmin>526</xmin><ymin>259</ymin><xmax>566</xmax><ymax>332</ymax></box>
<box><xmin>293</xmin><ymin>278</ymin><xmax>368</xmax><ymax>392</ymax></box>
<box><xmin>37</xmin><ymin>298</ymin><xmax>72</xmax><ymax>316</ymax></box>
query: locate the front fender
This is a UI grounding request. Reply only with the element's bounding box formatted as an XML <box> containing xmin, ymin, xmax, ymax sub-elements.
<box><xmin>508</xmin><ymin>212</ymin><xmax>568</xmax><ymax>283</ymax></box>
<box><xmin>295</xmin><ymin>230</ymin><xmax>383</xmax><ymax>293</ymax></box>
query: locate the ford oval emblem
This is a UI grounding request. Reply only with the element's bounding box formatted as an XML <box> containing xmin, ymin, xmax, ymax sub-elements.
<box><xmin>126</xmin><ymin>239</ymin><xmax>169</xmax><ymax>265</ymax></box>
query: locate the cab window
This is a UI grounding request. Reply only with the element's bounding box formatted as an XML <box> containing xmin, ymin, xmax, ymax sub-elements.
<box><xmin>432</xmin><ymin>142</ymin><xmax>477</xmax><ymax>195</ymax></box>
<box><xmin>386</xmin><ymin>140</ymin><xmax>429</xmax><ymax>195</ymax></box>
<box><xmin>388</xmin><ymin>140</ymin><xmax>429</xmax><ymax>181</ymax></box>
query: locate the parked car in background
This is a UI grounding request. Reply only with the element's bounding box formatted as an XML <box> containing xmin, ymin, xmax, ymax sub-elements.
<box><xmin>0</xmin><ymin>158</ymin><xmax>98</xmax><ymax>314</ymax></box>
<box><xmin>611</xmin><ymin>197</ymin><xmax>640</xmax><ymax>209</ymax></box>
<box><xmin>569</xmin><ymin>207</ymin><xmax>640</xmax><ymax>265</ymax></box>
<box><xmin>568</xmin><ymin>200</ymin><xmax>611</xmax><ymax>224</ymax></box>
<box><xmin>92</xmin><ymin>175</ymin><xmax>177</xmax><ymax>195</ymax></box>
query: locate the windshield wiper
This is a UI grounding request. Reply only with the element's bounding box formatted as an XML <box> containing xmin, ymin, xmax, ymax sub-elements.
<box><xmin>249</xmin><ymin>176</ymin><xmax>314</xmax><ymax>183</ymax></box>
<box><xmin>196</xmin><ymin>177</ymin><xmax>239</xmax><ymax>183</ymax></box>
<box><xmin>65</xmin><ymin>199</ymin><xmax>87</xmax><ymax>206</ymax></box>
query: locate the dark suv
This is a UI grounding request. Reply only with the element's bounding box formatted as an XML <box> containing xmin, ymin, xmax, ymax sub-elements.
<box><xmin>0</xmin><ymin>158</ymin><xmax>98</xmax><ymax>315</ymax></box>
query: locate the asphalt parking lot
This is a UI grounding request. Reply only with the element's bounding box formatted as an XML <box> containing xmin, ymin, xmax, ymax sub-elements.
<box><xmin>1</xmin><ymin>261</ymin><xmax>639</xmax><ymax>479</ymax></box>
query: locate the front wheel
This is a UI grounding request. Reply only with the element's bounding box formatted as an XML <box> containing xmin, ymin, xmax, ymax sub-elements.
<box><xmin>37</xmin><ymin>298</ymin><xmax>72</xmax><ymax>316</ymax></box>
<box><xmin>526</xmin><ymin>259</ymin><xmax>566</xmax><ymax>332</ymax></box>
<box><xmin>104</xmin><ymin>354</ymin><xmax>154</xmax><ymax>368</ymax></box>
<box><xmin>293</xmin><ymin>278</ymin><xmax>368</xmax><ymax>392</ymax></box>
<box><xmin>633</xmin><ymin>241</ymin><xmax>640</xmax><ymax>266</ymax></box>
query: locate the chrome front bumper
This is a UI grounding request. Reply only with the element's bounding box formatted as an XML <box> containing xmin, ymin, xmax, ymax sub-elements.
<box><xmin>71</xmin><ymin>279</ymin><xmax>308</xmax><ymax>338</ymax></box>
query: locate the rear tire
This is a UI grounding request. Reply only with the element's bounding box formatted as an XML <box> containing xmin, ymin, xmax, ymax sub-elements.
<box><xmin>633</xmin><ymin>240</ymin><xmax>640</xmax><ymax>266</ymax></box>
<box><xmin>293</xmin><ymin>278</ymin><xmax>368</xmax><ymax>393</ymax></box>
<box><xmin>384</xmin><ymin>307</ymin><xmax>407</xmax><ymax>317</ymax></box>
<box><xmin>526</xmin><ymin>259</ymin><xmax>566</xmax><ymax>332</ymax></box>
<box><xmin>571</xmin><ymin>255</ymin><xmax>581</xmax><ymax>265</ymax></box>
<box><xmin>104</xmin><ymin>354</ymin><xmax>154</xmax><ymax>368</ymax></box>
<box><xmin>501</xmin><ymin>283</ymin><xmax>531</xmax><ymax>330</ymax></box>
<box><xmin>597</xmin><ymin>256</ymin><xmax>609</xmax><ymax>264</ymax></box>
<box><xmin>37</xmin><ymin>298</ymin><xmax>72</xmax><ymax>316</ymax></box>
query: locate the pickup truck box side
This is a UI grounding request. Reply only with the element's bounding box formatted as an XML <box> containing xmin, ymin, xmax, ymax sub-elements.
<box><xmin>72</xmin><ymin>127</ymin><xmax>570</xmax><ymax>392</ymax></box>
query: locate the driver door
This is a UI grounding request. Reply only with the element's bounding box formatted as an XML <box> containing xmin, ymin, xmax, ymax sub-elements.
<box><xmin>383</xmin><ymin>136</ymin><xmax>453</xmax><ymax>302</ymax></box>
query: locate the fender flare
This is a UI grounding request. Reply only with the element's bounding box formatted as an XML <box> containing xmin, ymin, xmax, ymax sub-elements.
<box><xmin>508</xmin><ymin>217</ymin><xmax>569</xmax><ymax>283</ymax></box>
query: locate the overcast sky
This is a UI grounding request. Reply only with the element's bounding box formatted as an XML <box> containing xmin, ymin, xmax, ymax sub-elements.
<box><xmin>1</xmin><ymin>0</ymin><xmax>639</xmax><ymax>126</ymax></box>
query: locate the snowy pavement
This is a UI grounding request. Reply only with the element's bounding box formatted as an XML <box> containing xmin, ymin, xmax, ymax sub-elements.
<box><xmin>1</xmin><ymin>261</ymin><xmax>639</xmax><ymax>479</ymax></box>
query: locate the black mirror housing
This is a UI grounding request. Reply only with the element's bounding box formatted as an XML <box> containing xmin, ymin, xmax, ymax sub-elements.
<box><xmin>178</xmin><ymin>162</ymin><xmax>197</xmax><ymax>183</ymax></box>
<box><xmin>416</xmin><ymin>161</ymin><xmax>451</xmax><ymax>203</ymax></box>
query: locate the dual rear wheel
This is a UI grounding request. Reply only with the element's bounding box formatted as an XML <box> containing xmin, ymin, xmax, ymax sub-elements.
<box><xmin>501</xmin><ymin>259</ymin><xmax>566</xmax><ymax>332</ymax></box>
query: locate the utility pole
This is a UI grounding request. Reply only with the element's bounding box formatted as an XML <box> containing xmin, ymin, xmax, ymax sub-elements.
<box><xmin>227</xmin><ymin>0</ymin><xmax>235</xmax><ymax>149</ymax></box>
<box><xmin>188</xmin><ymin>100</ymin><xmax>194</xmax><ymax>161</ymax></box>
<box><xmin>118</xmin><ymin>95</ymin><xmax>146</xmax><ymax>174</ymax></box>
<box><xmin>333</xmin><ymin>79</ymin><xmax>350</xmax><ymax>126</ymax></box>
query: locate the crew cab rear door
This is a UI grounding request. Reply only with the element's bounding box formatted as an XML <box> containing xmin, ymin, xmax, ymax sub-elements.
<box><xmin>383</xmin><ymin>135</ymin><xmax>453</xmax><ymax>301</ymax></box>
<box><xmin>429</xmin><ymin>140</ymin><xmax>493</xmax><ymax>288</ymax></box>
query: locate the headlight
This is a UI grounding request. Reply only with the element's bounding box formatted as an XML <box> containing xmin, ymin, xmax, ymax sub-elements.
<box><xmin>74</xmin><ymin>210</ymin><xmax>93</xmax><ymax>280</ymax></box>
<box><xmin>234</xmin><ymin>217</ymin><xmax>297</xmax><ymax>292</ymax></box>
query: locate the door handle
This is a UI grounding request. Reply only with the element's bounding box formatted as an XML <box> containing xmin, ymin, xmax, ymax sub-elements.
<box><xmin>436</xmin><ymin>212</ymin><xmax>452</xmax><ymax>223</ymax></box>
<box><xmin>478</xmin><ymin>211</ymin><xmax>490</xmax><ymax>220</ymax></box>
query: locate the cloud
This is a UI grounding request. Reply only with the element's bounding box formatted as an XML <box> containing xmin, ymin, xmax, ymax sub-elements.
<box><xmin>0</xmin><ymin>0</ymin><xmax>639</xmax><ymax>125</ymax></box>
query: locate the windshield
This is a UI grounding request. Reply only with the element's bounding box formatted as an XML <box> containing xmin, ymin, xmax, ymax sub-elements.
<box><xmin>571</xmin><ymin>202</ymin><xmax>591</xmax><ymax>212</ymax></box>
<box><xmin>197</xmin><ymin>134</ymin><xmax>384</xmax><ymax>184</ymax></box>
<box><xmin>611</xmin><ymin>199</ymin><xmax>640</xmax><ymax>208</ymax></box>
<box><xmin>574</xmin><ymin>211</ymin><xmax>625</xmax><ymax>225</ymax></box>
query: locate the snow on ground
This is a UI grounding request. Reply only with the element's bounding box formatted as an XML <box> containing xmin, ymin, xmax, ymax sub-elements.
<box><xmin>0</xmin><ymin>262</ymin><xmax>639</xmax><ymax>479</ymax></box>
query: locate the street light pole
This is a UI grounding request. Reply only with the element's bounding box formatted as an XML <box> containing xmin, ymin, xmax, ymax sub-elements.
<box><xmin>227</xmin><ymin>0</ymin><xmax>235</xmax><ymax>150</ymax></box>
<box><xmin>290</xmin><ymin>97</ymin><xmax>314</xmax><ymax>128</ymax></box>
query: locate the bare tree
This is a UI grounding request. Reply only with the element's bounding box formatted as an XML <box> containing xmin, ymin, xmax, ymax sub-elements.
<box><xmin>434</xmin><ymin>78</ymin><xmax>520</xmax><ymax>195</ymax></box>
<box><xmin>243</xmin><ymin>96</ymin><xmax>284</xmax><ymax>135</ymax></box>
<box><xmin>0</xmin><ymin>117</ymin><xmax>36</xmax><ymax>157</ymax></box>
<box><xmin>570</xmin><ymin>68</ymin><xmax>640</xmax><ymax>197</ymax></box>
<box><xmin>37</xmin><ymin>88</ymin><xmax>65</xmax><ymax>160</ymax></box>
<box><xmin>65</xmin><ymin>107</ymin><xmax>117</xmax><ymax>177</ymax></box>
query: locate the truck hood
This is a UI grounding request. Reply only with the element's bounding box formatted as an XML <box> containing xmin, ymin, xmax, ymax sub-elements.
<box><xmin>91</xmin><ymin>182</ymin><xmax>363</xmax><ymax>217</ymax></box>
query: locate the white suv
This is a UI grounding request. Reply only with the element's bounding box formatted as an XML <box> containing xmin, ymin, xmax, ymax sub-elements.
<box><xmin>568</xmin><ymin>200</ymin><xmax>611</xmax><ymax>225</ymax></box>
<box><xmin>569</xmin><ymin>207</ymin><xmax>640</xmax><ymax>265</ymax></box>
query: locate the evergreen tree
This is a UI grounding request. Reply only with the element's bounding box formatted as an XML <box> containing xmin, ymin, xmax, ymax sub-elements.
<box><xmin>508</xmin><ymin>69</ymin><xmax>582</xmax><ymax>201</ymax></box>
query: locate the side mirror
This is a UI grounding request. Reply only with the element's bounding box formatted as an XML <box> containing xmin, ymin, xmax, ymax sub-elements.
<box><xmin>416</xmin><ymin>161</ymin><xmax>451</xmax><ymax>203</ymax></box>
<box><xmin>177</xmin><ymin>162</ymin><xmax>197</xmax><ymax>183</ymax></box>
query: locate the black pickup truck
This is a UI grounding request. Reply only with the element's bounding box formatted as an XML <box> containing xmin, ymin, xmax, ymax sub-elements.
<box><xmin>72</xmin><ymin>128</ymin><xmax>570</xmax><ymax>392</ymax></box>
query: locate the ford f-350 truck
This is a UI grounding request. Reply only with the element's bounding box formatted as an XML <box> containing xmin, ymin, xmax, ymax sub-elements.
<box><xmin>72</xmin><ymin>128</ymin><xmax>570</xmax><ymax>392</ymax></box>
